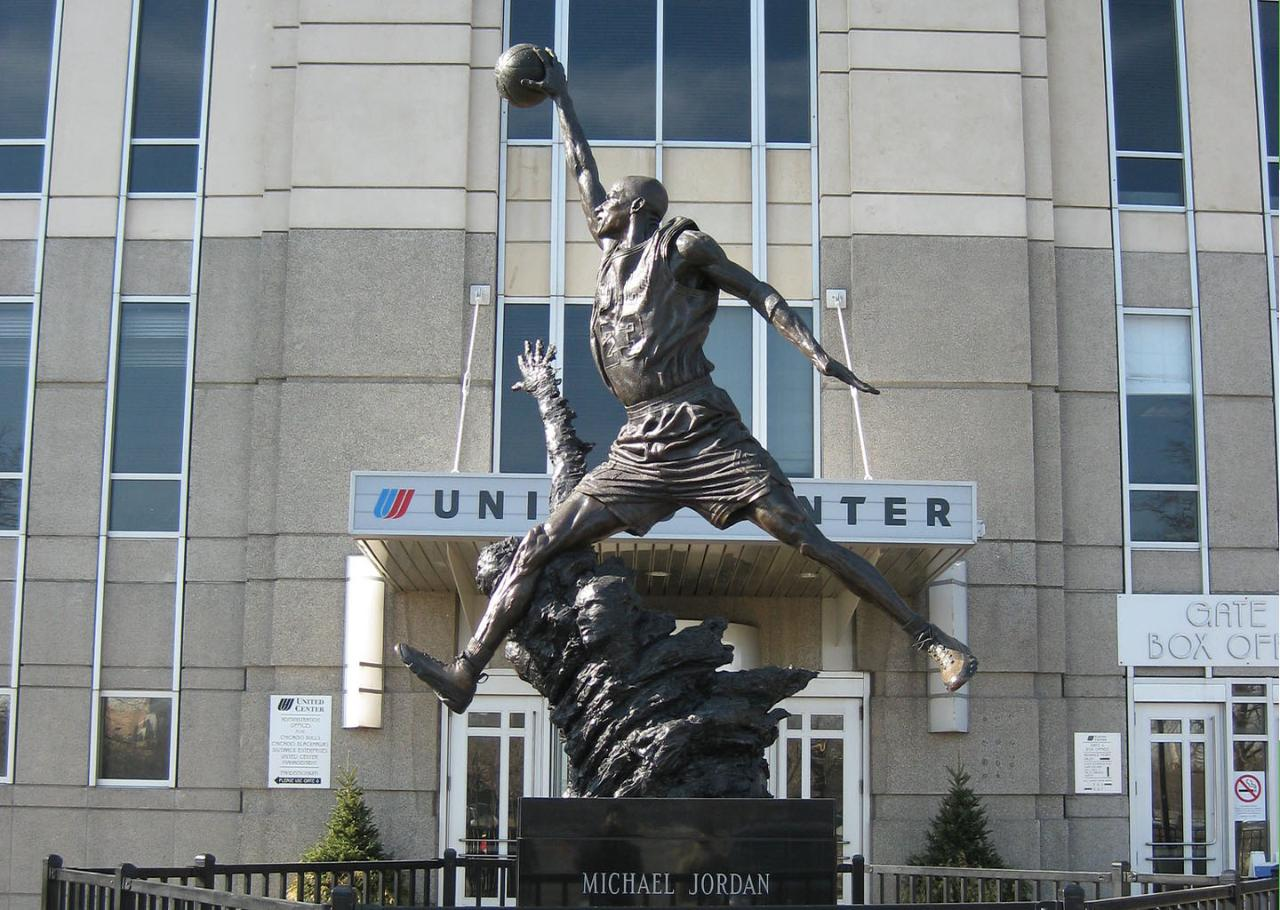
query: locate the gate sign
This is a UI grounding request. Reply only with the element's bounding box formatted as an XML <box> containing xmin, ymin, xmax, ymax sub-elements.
<box><xmin>1232</xmin><ymin>772</ymin><xmax>1266</xmax><ymax>822</ymax></box>
<box><xmin>1116</xmin><ymin>595</ymin><xmax>1279</xmax><ymax>668</ymax></box>
<box><xmin>350</xmin><ymin>472</ymin><xmax>978</xmax><ymax>545</ymax></box>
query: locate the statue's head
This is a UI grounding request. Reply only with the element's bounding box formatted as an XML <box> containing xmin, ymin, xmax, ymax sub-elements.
<box><xmin>595</xmin><ymin>175</ymin><xmax>668</xmax><ymax>238</ymax></box>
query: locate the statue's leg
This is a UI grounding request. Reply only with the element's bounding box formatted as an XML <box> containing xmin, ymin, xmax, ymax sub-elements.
<box><xmin>397</xmin><ymin>491</ymin><xmax>628</xmax><ymax>712</ymax></box>
<box><xmin>745</xmin><ymin>487</ymin><xmax>978</xmax><ymax>692</ymax></box>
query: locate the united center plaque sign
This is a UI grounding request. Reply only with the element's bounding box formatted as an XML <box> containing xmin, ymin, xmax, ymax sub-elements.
<box><xmin>517</xmin><ymin>798</ymin><xmax>836</xmax><ymax>906</ymax></box>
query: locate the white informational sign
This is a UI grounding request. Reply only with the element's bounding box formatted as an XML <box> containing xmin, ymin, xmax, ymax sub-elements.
<box><xmin>268</xmin><ymin>695</ymin><xmax>332</xmax><ymax>788</ymax></box>
<box><xmin>1074</xmin><ymin>732</ymin><xmax>1123</xmax><ymax>794</ymax></box>
<box><xmin>350</xmin><ymin>472</ymin><xmax>978</xmax><ymax>545</ymax></box>
<box><xmin>1232</xmin><ymin>772</ymin><xmax>1267</xmax><ymax>821</ymax></box>
<box><xmin>1116</xmin><ymin>595</ymin><xmax>1279</xmax><ymax>668</ymax></box>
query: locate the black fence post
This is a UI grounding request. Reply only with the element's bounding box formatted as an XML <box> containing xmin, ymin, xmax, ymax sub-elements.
<box><xmin>194</xmin><ymin>853</ymin><xmax>217</xmax><ymax>890</ymax></box>
<box><xmin>442</xmin><ymin>848</ymin><xmax>458</xmax><ymax>909</ymax></box>
<box><xmin>115</xmin><ymin>863</ymin><xmax>138</xmax><ymax>910</ymax></box>
<box><xmin>851</xmin><ymin>855</ymin><xmax>865</xmax><ymax>905</ymax></box>
<box><xmin>1063</xmin><ymin>882</ymin><xmax>1085</xmax><ymax>910</ymax></box>
<box><xmin>42</xmin><ymin>855</ymin><xmax>63</xmax><ymax>910</ymax></box>
<box><xmin>330</xmin><ymin>884</ymin><xmax>356</xmax><ymax>910</ymax></box>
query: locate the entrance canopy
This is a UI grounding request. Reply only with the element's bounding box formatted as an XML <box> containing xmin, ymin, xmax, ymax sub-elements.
<box><xmin>349</xmin><ymin>472</ymin><xmax>980</xmax><ymax>598</ymax></box>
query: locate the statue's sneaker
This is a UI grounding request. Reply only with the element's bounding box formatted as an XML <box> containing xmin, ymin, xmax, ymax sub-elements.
<box><xmin>913</xmin><ymin>625</ymin><xmax>978</xmax><ymax>693</ymax></box>
<box><xmin>395</xmin><ymin>643</ymin><xmax>480</xmax><ymax>713</ymax></box>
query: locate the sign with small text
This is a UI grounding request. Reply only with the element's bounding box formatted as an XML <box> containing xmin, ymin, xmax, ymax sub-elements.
<box><xmin>1232</xmin><ymin>772</ymin><xmax>1266</xmax><ymax>822</ymax></box>
<box><xmin>268</xmin><ymin>695</ymin><xmax>331</xmax><ymax>788</ymax></box>
<box><xmin>1074</xmin><ymin>732</ymin><xmax>1122</xmax><ymax>794</ymax></box>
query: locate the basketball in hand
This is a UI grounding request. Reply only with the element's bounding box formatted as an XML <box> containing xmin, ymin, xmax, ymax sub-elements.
<box><xmin>495</xmin><ymin>43</ymin><xmax>547</xmax><ymax>108</ymax></box>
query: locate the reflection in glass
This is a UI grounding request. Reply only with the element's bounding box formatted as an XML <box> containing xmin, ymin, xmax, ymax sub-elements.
<box><xmin>765</xmin><ymin>0</ymin><xmax>811</xmax><ymax>143</ymax></box>
<box><xmin>113</xmin><ymin>304</ymin><xmax>189</xmax><ymax>473</ymax></box>
<box><xmin>664</xmin><ymin>0</ymin><xmax>750</xmax><ymax>142</ymax></box>
<box><xmin>1232</xmin><ymin>704</ymin><xmax>1265</xmax><ymax>736</ymax></box>
<box><xmin>99</xmin><ymin>696</ymin><xmax>172</xmax><ymax>781</ymax></box>
<box><xmin>1130</xmin><ymin>490</ymin><xmax>1198</xmax><ymax>543</ymax></box>
<box><xmin>1150</xmin><ymin>741</ymin><xmax>1184</xmax><ymax>874</ymax></box>
<box><xmin>1126</xmin><ymin>395</ymin><xmax>1195</xmax><ymax>484</ymax></box>
<box><xmin>132</xmin><ymin>0</ymin><xmax>208</xmax><ymax>139</ymax></box>
<box><xmin>563</xmin><ymin>305</ymin><xmax>627</xmax><ymax>468</ymax></box>
<box><xmin>0</xmin><ymin>0</ymin><xmax>57</xmax><ymax>139</ymax></box>
<box><xmin>128</xmin><ymin>144</ymin><xmax>200</xmax><ymax>194</ymax></box>
<box><xmin>506</xmin><ymin>0</ymin><xmax>555</xmax><ymax>140</ymax></box>
<box><xmin>507</xmin><ymin>736</ymin><xmax>524</xmax><ymax>898</ymax></box>
<box><xmin>810</xmin><ymin>737</ymin><xmax>843</xmax><ymax>839</ymax></box>
<box><xmin>811</xmin><ymin>714</ymin><xmax>843</xmax><ymax>731</ymax></box>
<box><xmin>1189</xmin><ymin>742</ymin><xmax>1206</xmax><ymax>875</ymax></box>
<box><xmin>0</xmin><ymin>692</ymin><xmax>8</xmax><ymax>778</ymax></box>
<box><xmin>0</xmin><ymin>479</ymin><xmax>19</xmax><ymax>531</ymax></box>
<box><xmin>1234</xmin><ymin>740</ymin><xmax>1265</xmax><ymax>772</ymax></box>
<box><xmin>1189</xmin><ymin>719</ymin><xmax>1204</xmax><ymax>734</ymax></box>
<box><xmin>499</xmin><ymin>304</ymin><xmax>550</xmax><ymax>473</ymax></box>
<box><xmin>1151</xmin><ymin>719</ymin><xmax>1182</xmax><ymax>734</ymax></box>
<box><xmin>786</xmin><ymin>738</ymin><xmax>801</xmax><ymax>798</ymax></box>
<box><xmin>0</xmin><ymin>304</ymin><xmax>33</xmax><ymax>473</ymax></box>
<box><xmin>465</xmin><ymin>736</ymin><xmax>500</xmax><ymax>897</ymax></box>
<box><xmin>705</xmin><ymin>307</ymin><xmax>753</xmax><ymax>429</ymax></box>
<box><xmin>468</xmin><ymin>712</ymin><xmax>501</xmax><ymax>728</ymax></box>
<box><xmin>0</xmin><ymin>145</ymin><xmax>44</xmax><ymax>194</ymax></box>
<box><xmin>509</xmin><ymin>712</ymin><xmax>526</xmax><ymax>728</ymax></box>
<box><xmin>109</xmin><ymin>479</ymin><xmax>182</xmax><ymax>533</ymax></box>
<box><xmin>1116</xmin><ymin>157</ymin><xmax>1184</xmax><ymax>207</ymax></box>
<box><xmin>1108</xmin><ymin>0</ymin><xmax>1181</xmax><ymax>153</ymax></box>
<box><xmin>1232</xmin><ymin>684</ymin><xmax>1266</xmax><ymax>697</ymax></box>
<box><xmin>1259</xmin><ymin>2</ymin><xmax>1277</xmax><ymax>158</ymax></box>
<box><xmin>568</xmin><ymin>1</ymin><xmax>656</xmax><ymax>140</ymax></box>
<box><xmin>767</xmin><ymin>307</ymin><xmax>814</xmax><ymax>476</ymax></box>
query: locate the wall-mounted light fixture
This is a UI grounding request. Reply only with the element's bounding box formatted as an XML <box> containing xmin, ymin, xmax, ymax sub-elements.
<box><xmin>343</xmin><ymin>555</ymin><xmax>385</xmax><ymax>728</ymax></box>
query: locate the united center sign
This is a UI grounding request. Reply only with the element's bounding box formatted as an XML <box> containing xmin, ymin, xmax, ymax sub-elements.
<box><xmin>350</xmin><ymin>473</ymin><xmax>978</xmax><ymax>545</ymax></box>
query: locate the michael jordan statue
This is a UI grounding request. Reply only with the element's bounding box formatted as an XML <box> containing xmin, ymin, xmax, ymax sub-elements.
<box><xmin>397</xmin><ymin>48</ymin><xmax>977</xmax><ymax>712</ymax></box>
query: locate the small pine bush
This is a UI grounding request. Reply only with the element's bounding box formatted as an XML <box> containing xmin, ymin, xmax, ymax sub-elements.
<box><xmin>295</xmin><ymin>768</ymin><xmax>395</xmax><ymax>904</ymax></box>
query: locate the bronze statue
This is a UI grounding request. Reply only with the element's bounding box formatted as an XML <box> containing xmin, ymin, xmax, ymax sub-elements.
<box><xmin>397</xmin><ymin>48</ymin><xmax>977</xmax><ymax>713</ymax></box>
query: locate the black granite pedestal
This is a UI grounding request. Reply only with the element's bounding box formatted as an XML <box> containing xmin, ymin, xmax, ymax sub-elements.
<box><xmin>517</xmin><ymin>798</ymin><xmax>836</xmax><ymax>907</ymax></box>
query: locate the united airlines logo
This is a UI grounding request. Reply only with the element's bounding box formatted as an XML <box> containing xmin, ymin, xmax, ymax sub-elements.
<box><xmin>374</xmin><ymin>487</ymin><xmax>415</xmax><ymax>520</ymax></box>
<box><xmin>277</xmin><ymin>698</ymin><xmax>294</xmax><ymax>711</ymax></box>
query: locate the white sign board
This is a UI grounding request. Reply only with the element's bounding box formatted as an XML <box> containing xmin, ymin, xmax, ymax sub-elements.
<box><xmin>1232</xmin><ymin>772</ymin><xmax>1267</xmax><ymax>821</ymax></box>
<box><xmin>1116</xmin><ymin>595</ymin><xmax>1279</xmax><ymax>668</ymax></box>
<box><xmin>268</xmin><ymin>695</ymin><xmax>331</xmax><ymax>788</ymax></box>
<box><xmin>350</xmin><ymin>472</ymin><xmax>978</xmax><ymax>545</ymax></box>
<box><xmin>1074</xmin><ymin>732</ymin><xmax>1123</xmax><ymax>794</ymax></box>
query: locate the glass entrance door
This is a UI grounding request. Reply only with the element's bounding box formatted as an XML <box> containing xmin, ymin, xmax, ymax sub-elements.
<box><xmin>1133</xmin><ymin>703</ymin><xmax>1224</xmax><ymax>876</ymax></box>
<box><xmin>771</xmin><ymin>674</ymin><xmax>866</xmax><ymax>903</ymax></box>
<box><xmin>444</xmin><ymin>673</ymin><xmax>549</xmax><ymax>905</ymax></box>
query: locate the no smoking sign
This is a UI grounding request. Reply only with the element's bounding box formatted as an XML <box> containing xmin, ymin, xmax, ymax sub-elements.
<box><xmin>1232</xmin><ymin>772</ymin><xmax>1267</xmax><ymax>822</ymax></box>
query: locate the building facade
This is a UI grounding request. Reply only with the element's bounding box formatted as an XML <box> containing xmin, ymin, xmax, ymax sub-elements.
<box><xmin>0</xmin><ymin>0</ymin><xmax>1276</xmax><ymax>904</ymax></box>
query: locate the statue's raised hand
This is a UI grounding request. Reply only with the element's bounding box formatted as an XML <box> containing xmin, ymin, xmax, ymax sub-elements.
<box><xmin>512</xmin><ymin>339</ymin><xmax>560</xmax><ymax>399</ymax></box>
<box><xmin>521</xmin><ymin>47</ymin><xmax>567</xmax><ymax>100</ymax></box>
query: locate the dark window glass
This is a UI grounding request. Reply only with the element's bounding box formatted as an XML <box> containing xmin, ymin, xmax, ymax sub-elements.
<box><xmin>99</xmin><ymin>696</ymin><xmax>172</xmax><ymax>781</ymax></box>
<box><xmin>765</xmin><ymin>0</ymin><xmax>811</xmax><ymax>142</ymax></box>
<box><xmin>1261</xmin><ymin>2</ymin><xmax>1278</xmax><ymax>155</ymax></box>
<box><xmin>1127</xmin><ymin>395</ymin><xmax>1195</xmax><ymax>484</ymax></box>
<box><xmin>499</xmin><ymin>303</ymin><xmax>550</xmax><ymax>473</ymax></box>
<box><xmin>132</xmin><ymin>0</ymin><xmax>208</xmax><ymax>139</ymax></box>
<box><xmin>1269</xmin><ymin>161</ymin><xmax>1278</xmax><ymax>211</ymax></box>
<box><xmin>0</xmin><ymin>693</ymin><xmax>8</xmax><ymax>777</ymax></box>
<box><xmin>704</xmin><ymin>305</ymin><xmax>752</xmax><ymax>429</ymax></box>
<box><xmin>0</xmin><ymin>0</ymin><xmax>56</xmax><ymax>139</ymax></box>
<box><xmin>109</xmin><ymin>479</ymin><xmax>181</xmax><ymax>532</ymax></box>
<box><xmin>568</xmin><ymin>1</ymin><xmax>656</xmax><ymax>140</ymax></box>
<box><xmin>112</xmin><ymin>303</ymin><xmax>188</xmax><ymax>474</ymax></box>
<box><xmin>0</xmin><ymin>303</ymin><xmax>33</xmax><ymax>473</ymax></box>
<box><xmin>507</xmin><ymin>0</ymin><xmax>555</xmax><ymax>141</ymax></box>
<box><xmin>563</xmin><ymin>305</ymin><xmax>626</xmax><ymax>469</ymax></box>
<box><xmin>1130</xmin><ymin>490</ymin><xmax>1198</xmax><ymax>543</ymax></box>
<box><xmin>663</xmin><ymin>0</ymin><xmax>750</xmax><ymax>142</ymax></box>
<box><xmin>1117</xmin><ymin>156</ymin><xmax>1184</xmax><ymax>206</ymax></box>
<box><xmin>0</xmin><ymin>145</ymin><xmax>44</xmax><ymax>193</ymax></box>
<box><xmin>128</xmin><ymin>144</ymin><xmax>200</xmax><ymax>194</ymax></box>
<box><xmin>0</xmin><ymin>479</ymin><xmax>19</xmax><ymax>531</ymax></box>
<box><xmin>767</xmin><ymin>307</ymin><xmax>813</xmax><ymax>476</ymax></box>
<box><xmin>1109</xmin><ymin>0</ymin><xmax>1181</xmax><ymax>153</ymax></box>
<box><xmin>1233</xmin><ymin>703</ymin><xmax>1266</xmax><ymax>736</ymax></box>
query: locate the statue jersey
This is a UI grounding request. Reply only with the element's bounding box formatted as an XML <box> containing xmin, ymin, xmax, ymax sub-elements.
<box><xmin>590</xmin><ymin>217</ymin><xmax>717</xmax><ymax>407</ymax></box>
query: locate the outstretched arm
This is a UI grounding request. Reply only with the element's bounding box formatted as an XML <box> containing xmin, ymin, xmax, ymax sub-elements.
<box><xmin>522</xmin><ymin>48</ymin><xmax>607</xmax><ymax>245</ymax></box>
<box><xmin>674</xmin><ymin>231</ymin><xmax>880</xmax><ymax>394</ymax></box>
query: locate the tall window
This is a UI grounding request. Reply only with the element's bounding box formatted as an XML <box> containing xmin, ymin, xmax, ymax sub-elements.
<box><xmin>128</xmin><ymin>0</ymin><xmax>209</xmax><ymax>194</ymax></box>
<box><xmin>108</xmin><ymin>303</ymin><xmax>191</xmax><ymax>533</ymax></box>
<box><xmin>498</xmin><ymin>0</ymin><xmax>818</xmax><ymax>477</ymax></box>
<box><xmin>0</xmin><ymin>0</ymin><xmax>57</xmax><ymax>194</ymax></box>
<box><xmin>1259</xmin><ymin>0</ymin><xmax>1278</xmax><ymax>211</ymax></box>
<box><xmin>0</xmin><ymin>305</ymin><xmax>33</xmax><ymax>531</ymax></box>
<box><xmin>1124</xmin><ymin>314</ymin><xmax>1199</xmax><ymax>543</ymax></box>
<box><xmin>1107</xmin><ymin>0</ymin><xmax>1185</xmax><ymax>207</ymax></box>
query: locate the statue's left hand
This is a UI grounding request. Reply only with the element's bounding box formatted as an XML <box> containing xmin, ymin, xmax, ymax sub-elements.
<box><xmin>820</xmin><ymin>356</ymin><xmax>880</xmax><ymax>395</ymax></box>
<box><xmin>512</xmin><ymin>339</ymin><xmax>560</xmax><ymax>396</ymax></box>
<box><xmin>521</xmin><ymin>47</ymin><xmax>567</xmax><ymax>100</ymax></box>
